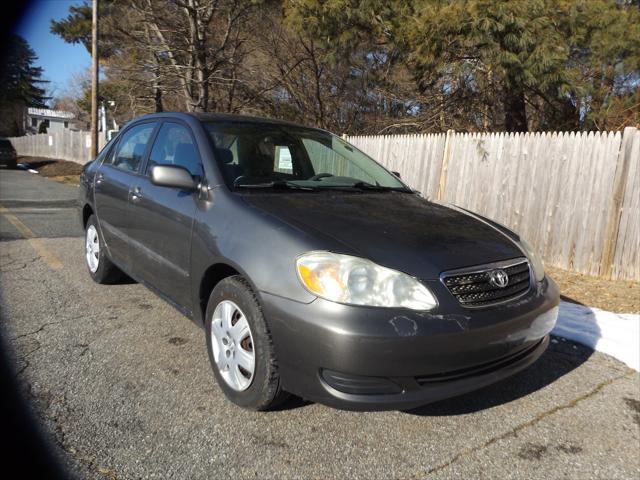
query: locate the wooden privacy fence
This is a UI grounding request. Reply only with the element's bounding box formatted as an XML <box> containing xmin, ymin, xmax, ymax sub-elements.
<box><xmin>7</xmin><ymin>130</ymin><xmax>108</xmax><ymax>165</ymax></box>
<box><xmin>345</xmin><ymin>127</ymin><xmax>639</xmax><ymax>282</ymax></box>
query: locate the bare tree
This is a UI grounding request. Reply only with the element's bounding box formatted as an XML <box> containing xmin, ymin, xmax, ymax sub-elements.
<box><xmin>109</xmin><ymin>0</ymin><xmax>256</xmax><ymax>113</ymax></box>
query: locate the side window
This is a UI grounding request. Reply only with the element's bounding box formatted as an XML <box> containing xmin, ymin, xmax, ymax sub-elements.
<box><xmin>110</xmin><ymin>123</ymin><xmax>155</xmax><ymax>173</ymax></box>
<box><xmin>147</xmin><ymin>123</ymin><xmax>202</xmax><ymax>177</ymax></box>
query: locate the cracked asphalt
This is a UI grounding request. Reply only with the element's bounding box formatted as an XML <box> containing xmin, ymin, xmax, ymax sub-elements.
<box><xmin>0</xmin><ymin>169</ymin><xmax>639</xmax><ymax>479</ymax></box>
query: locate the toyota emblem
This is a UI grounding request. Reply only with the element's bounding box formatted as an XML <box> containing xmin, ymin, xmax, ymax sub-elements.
<box><xmin>489</xmin><ymin>269</ymin><xmax>509</xmax><ymax>288</ymax></box>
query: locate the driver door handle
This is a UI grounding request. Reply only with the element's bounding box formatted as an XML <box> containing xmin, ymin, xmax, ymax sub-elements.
<box><xmin>130</xmin><ymin>186</ymin><xmax>143</xmax><ymax>202</ymax></box>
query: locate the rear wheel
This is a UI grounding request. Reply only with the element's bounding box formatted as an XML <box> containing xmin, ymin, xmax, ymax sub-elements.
<box><xmin>84</xmin><ymin>215</ymin><xmax>124</xmax><ymax>284</ymax></box>
<box><xmin>205</xmin><ymin>276</ymin><xmax>289</xmax><ymax>410</ymax></box>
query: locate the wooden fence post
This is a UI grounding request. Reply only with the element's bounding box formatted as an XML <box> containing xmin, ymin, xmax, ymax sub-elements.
<box><xmin>436</xmin><ymin>129</ymin><xmax>455</xmax><ymax>200</ymax></box>
<box><xmin>601</xmin><ymin>126</ymin><xmax>637</xmax><ymax>279</ymax></box>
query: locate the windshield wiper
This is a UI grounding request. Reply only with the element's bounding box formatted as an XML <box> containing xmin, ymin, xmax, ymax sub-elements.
<box><xmin>234</xmin><ymin>180</ymin><xmax>317</xmax><ymax>191</ymax></box>
<box><xmin>346</xmin><ymin>181</ymin><xmax>413</xmax><ymax>193</ymax></box>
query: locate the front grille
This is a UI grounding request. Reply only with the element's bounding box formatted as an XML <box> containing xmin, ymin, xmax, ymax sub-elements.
<box><xmin>441</xmin><ymin>258</ymin><xmax>531</xmax><ymax>307</ymax></box>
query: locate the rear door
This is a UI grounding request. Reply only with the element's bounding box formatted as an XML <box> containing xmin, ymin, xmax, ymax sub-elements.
<box><xmin>94</xmin><ymin>122</ymin><xmax>157</xmax><ymax>271</ymax></box>
<box><xmin>127</xmin><ymin>121</ymin><xmax>204</xmax><ymax>311</ymax></box>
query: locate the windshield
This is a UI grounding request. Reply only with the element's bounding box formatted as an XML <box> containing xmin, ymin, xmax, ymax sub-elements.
<box><xmin>205</xmin><ymin>122</ymin><xmax>407</xmax><ymax>191</ymax></box>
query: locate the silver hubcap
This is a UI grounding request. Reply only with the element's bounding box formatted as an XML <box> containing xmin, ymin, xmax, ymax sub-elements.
<box><xmin>210</xmin><ymin>300</ymin><xmax>255</xmax><ymax>391</ymax></box>
<box><xmin>85</xmin><ymin>225</ymin><xmax>100</xmax><ymax>273</ymax></box>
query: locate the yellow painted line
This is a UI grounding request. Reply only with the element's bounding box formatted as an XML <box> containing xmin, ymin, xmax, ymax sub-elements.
<box><xmin>0</xmin><ymin>205</ymin><xmax>64</xmax><ymax>270</ymax></box>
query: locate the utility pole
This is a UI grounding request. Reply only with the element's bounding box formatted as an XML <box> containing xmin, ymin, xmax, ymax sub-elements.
<box><xmin>90</xmin><ymin>0</ymin><xmax>99</xmax><ymax>159</ymax></box>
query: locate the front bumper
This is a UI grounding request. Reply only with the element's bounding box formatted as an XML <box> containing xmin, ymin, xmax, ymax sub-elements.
<box><xmin>261</xmin><ymin>276</ymin><xmax>560</xmax><ymax>411</ymax></box>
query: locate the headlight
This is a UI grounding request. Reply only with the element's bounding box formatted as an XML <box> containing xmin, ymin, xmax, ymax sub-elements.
<box><xmin>520</xmin><ymin>239</ymin><xmax>545</xmax><ymax>282</ymax></box>
<box><xmin>296</xmin><ymin>251</ymin><xmax>437</xmax><ymax>310</ymax></box>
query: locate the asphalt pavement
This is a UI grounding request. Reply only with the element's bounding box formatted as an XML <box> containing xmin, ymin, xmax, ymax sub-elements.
<box><xmin>0</xmin><ymin>169</ymin><xmax>81</xmax><ymax>240</ymax></box>
<box><xmin>0</xmin><ymin>169</ymin><xmax>638</xmax><ymax>479</ymax></box>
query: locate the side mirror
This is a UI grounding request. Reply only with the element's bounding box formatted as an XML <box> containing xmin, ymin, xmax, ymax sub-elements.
<box><xmin>392</xmin><ymin>171</ymin><xmax>401</xmax><ymax>178</ymax></box>
<box><xmin>150</xmin><ymin>165</ymin><xmax>198</xmax><ymax>190</ymax></box>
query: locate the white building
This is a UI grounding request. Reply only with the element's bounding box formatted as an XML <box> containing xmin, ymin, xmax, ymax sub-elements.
<box><xmin>24</xmin><ymin>107</ymin><xmax>77</xmax><ymax>135</ymax></box>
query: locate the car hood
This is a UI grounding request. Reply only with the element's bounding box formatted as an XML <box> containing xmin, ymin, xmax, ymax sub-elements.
<box><xmin>241</xmin><ymin>192</ymin><xmax>524</xmax><ymax>279</ymax></box>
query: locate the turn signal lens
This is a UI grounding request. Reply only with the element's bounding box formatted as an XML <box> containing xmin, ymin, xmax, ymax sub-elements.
<box><xmin>296</xmin><ymin>252</ymin><xmax>437</xmax><ymax>310</ymax></box>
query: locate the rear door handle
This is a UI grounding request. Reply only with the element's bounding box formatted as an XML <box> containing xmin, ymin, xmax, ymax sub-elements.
<box><xmin>130</xmin><ymin>186</ymin><xmax>143</xmax><ymax>202</ymax></box>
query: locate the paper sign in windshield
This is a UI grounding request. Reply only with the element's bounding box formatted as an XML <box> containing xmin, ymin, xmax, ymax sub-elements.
<box><xmin>277</xmin><ymin>146</ymin><xmax>292</xmax><ymax>171</ymax></box>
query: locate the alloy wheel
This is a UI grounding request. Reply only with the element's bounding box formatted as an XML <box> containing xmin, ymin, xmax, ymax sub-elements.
<box><xmin>85</xmin><ymin>225</ymin><xmax>100</xmax><ymax>273</ymax></box>
<box><xmin>210</xmin><ymin>300</ymin><xmax>255</xmax><ymax>391</ymax></box>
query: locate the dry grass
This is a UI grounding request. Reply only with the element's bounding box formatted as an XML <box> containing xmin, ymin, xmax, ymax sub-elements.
<box><xmin>547</xmin><ymin>265</ymin><xmax>639</xmax><ymax>314</ymax></box>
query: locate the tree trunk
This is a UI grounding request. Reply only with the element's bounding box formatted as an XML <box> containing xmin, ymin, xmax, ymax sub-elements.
<box><xmin>154</xmin><ymin>81</ymin><xmax>163</xmax><ymax>112</ymax></box>
<box><xmin>186</xmin><ymin>0</ymin><xmax>209</xmax><ymax>112</ymax></box>
<box><xmin>194</xmin><ymin>48</ymin><xmax>208</xmax><ymax>112</ymax></box>
<box><xmin>558</xmin><ymin>98</ymin><xmax>580</xmax><ymax>130</ymax></box>
<box><xmin>504</xmin><ymin>86</ymin><xmax>528</xmax><ymax>132</ymax></box>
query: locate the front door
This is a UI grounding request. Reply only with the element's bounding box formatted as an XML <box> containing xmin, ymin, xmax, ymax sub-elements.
<box><xmin>94</xmin><ymin>122</ymin><xmax>156</xmax><ymax>271</ymax></box>
<box><xmin>128</xmin><ymin>121</ymin><xmax>204</xmax><ymax>311</ymax></box>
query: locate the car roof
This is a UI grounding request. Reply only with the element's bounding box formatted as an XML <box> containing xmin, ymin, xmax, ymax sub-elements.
<box><xmin>130</xmin><ymin>112</ymin><xmax>326</xmax><ymax>132</ymax></box>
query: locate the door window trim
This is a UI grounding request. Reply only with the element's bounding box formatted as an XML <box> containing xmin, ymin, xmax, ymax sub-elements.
<box><xmin>95</xmin><ymin>136</ymin><xmax>117</xmax><ymax>165</ymax></box>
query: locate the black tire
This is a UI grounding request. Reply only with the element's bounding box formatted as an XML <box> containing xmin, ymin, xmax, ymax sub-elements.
<box><xmin>84</xmin><ymin>215</ymin><xmax>124</xmax><ymax>284</ymax></box>
<box><xmin>205</xmin><ymin>275</ymin><xmax>289</xmax><ymax>410</ymax></box>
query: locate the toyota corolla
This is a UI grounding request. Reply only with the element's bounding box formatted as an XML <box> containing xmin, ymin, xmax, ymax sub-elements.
<box><xmin>79</xmin><ymin>113</ymin><xmax>560</xmax><ymax>411</ymax></box>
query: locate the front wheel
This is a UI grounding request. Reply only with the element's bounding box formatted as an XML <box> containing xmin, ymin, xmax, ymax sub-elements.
<box><xmin>205</xmin><ymin>276</ymin><xmax>288</xmax><ymax>410</ymax></box>
<box><xmin>84</xmin><ymin>215</ymin><xmax>124</xmax><ymax>284</ymax></box>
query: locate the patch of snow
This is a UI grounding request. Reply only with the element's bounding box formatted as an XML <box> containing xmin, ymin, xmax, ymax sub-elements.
<box><xmin>553</xmin><ymin>301</ymin><xmax>640</xmax><ymax>371</ymax></box>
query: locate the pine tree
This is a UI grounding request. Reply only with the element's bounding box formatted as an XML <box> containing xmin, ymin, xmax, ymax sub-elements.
<box><xmin>395</xmin><ymin>0</ymin><xmax>639</xmax><ymax>131</ymax></box>
<box><xmin>50</xmin><ymin>0</ymin><xmax>117</xmax><ymax>59</ymax></box>
<box><xmin>0</xmin><ymin>34</ymin><xmax>49</xmax><ymax>107</ymax></box>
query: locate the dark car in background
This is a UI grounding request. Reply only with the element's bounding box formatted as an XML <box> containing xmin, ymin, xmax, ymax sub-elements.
<box><xmin>0</xmin><ymin>139</ymin><xmax>17</xmax><ymax>169</ymax></box>
<box><xmin>78</xmin><ymin>113</ymin><xmax>560</xmax><ymax>411</ymax></box>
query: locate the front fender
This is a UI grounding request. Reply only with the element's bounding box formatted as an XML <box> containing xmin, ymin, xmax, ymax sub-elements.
<box><xmin>189</xmin><ymin>189</ymin><xmax>326</xmax><ymax>325</ymax></box>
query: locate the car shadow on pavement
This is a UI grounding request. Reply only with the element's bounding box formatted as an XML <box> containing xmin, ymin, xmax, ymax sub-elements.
<box><xmin>405</xmin><ymin>337</ymin><xmax>594</xmax><ymax>416</ymax></box>
<box><xmin>108</xmin><ymin>273</ymin><xmax>137</xmax><ymax>285</ymax></box>
<box><xmin>272</xmin><ymin>395</ymin><xmax>314</xmax><ymax>411</ymax></box>
<box><xmin>560</xmin><ymin>294</ymin><xmax>585</xmax><ymax>307</ymax></box>
<box><xmin>117</xmin><ymin>275</ymin><xmax>137</xmax><ymax>285</ymax></box>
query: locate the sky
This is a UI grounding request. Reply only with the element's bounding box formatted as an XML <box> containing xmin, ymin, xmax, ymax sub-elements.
<box><xmin>14</xmin><ymin>0</ymin><xmax>91</xmax><ymax>98</ymax></box>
